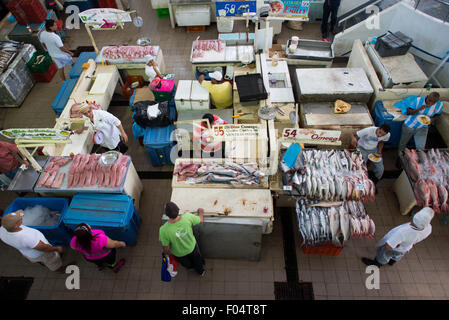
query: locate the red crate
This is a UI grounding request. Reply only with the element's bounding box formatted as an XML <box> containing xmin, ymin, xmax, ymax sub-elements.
<box><xmin>122</xmin><ymin>76</ymin><xmax>144</xmax><ymax>99</ymax></box>
<box><xmin>6</xmin><ymin>0</ymin><xmax>29</xmax><ymax>25</ymax></box>
<box><xmin>98</xmin><ymin>0</ymin><xmax>118</xmax><ymax>8</ymax></box>
<box><xmin>301</xmin><ymin>242</ymin><xmax>343</xmax><ymax>256</ymax></box>
<box><xmin>20</xmin><ymin>0</ymin><xmax>47</xmax><ymax>24</ymax></box>
<box><xmin>55</xmin><ymin>19</ymin><xmax>63</xmax><ymax>31</ymax></box>
<box><xmin>32</xmin><ymin>61</ymin><xmax>58</xmax><ymax>82</ymax></box>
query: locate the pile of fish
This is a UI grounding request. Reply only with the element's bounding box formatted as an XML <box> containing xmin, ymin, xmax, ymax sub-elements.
<box><xmin>102</xmin><ymin>46</ymin><xmax>158</xmax><ymax>60</ymax></box>
<box><xmin>37</xmin><ymin>153</ymin><xmax>130</xmax><ymax>189</ymax></box>
<box><xmin>192</xmin><ymin>40</ymin><xmax>225</xmax><ymax>59</ymax></box>
<box><xmin>403</xmin><ymin>148</ymin><xmax>449</xmax><ymax>213</ymax></box>
<box><xmin>174</xmin><ymin>161</ymin><xmax>264</xmax><ymax>185</ymax></box>
<box><xmin>37</xmin><ymin>157</ymin><xmax>71</xmax><ymax>189</ymax></box>
<box><xmin>282</xmin><ymin>149</ymin><xmax>375</xmax><ymax>202</ymax></box>
<box><xmin>296</xmin><ymin>199</ymin><xmax>375</xmax><ymax>247</ymax></box>
<box><xmin>67</xmin><ymin>153</ymin><xmax>130</xmax><ymax>188</ymax></box>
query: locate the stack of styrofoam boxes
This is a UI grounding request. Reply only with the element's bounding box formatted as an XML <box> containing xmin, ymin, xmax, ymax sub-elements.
<box><xmin>175</xmin><ymin>80</ymin><xmax>210</xmax><ymax>111</ymax></box>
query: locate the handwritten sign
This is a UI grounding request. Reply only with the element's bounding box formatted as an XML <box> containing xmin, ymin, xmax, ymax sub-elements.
<box><xmin>212</xmin><ymin>124</ymin><xmax>261</xmax><ymax>140</ymax></box>
<box><xmin>268</xmin><ymin>0</ymin><xmax>310</xmax><ymax>19</ymax></box>
<box><xmin>282</xmin><ymin>128</ymin><xmax>341</xmax><ymax>145</ymax></box>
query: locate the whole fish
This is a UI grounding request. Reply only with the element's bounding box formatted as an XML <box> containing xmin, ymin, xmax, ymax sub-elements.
<box><xmin>319</xmin><ymin>209</ymin><xmax>327</xmax><ymax>241</ymax></box>
<box><xmin>329</xmin><ymin>207</ymin><xmax>340</xmax><ymax>246</ymax></box>
<box><xmin>438</xmin><ymin>184</ymin><xmax>449</xmax><ymax>212</ymax></box>
<box><xmin>321</xmin><ymin>176</ymin><xmax>330</xmax><ymax>200</ymax></box>
<box><xmin>339</xmin><ymin>205</ymin><xmax>350</xmax><ymax>241</ymax></box>
<box><xmin>417</xmin><ymin>150</ymin><xmax>429</xmax><ymax>164</ymax></box>
<box><xmin>427</xmin><ymin>178</ymin><xmax>441</xmax><ymax>213</ymax></box>
<box><xmin>368</xmin><ymin>217</ymin><xmax>376</xmax><ymax>238</ymax></box>
<box><xmin>207</xmin><ymin>174</ymin><xmax>238</xmax><ymax>183</ymax></box>
<box><xmin>415</xmin><ymin>179</ymin><xmax>431</xmax><ymax>207</ymax></box>
<box><xmin>306</xmin><ymin>174</ymin><xmax>312</xmax><ymax>195</ymax></box>
<box><xmin>291</xmin><ymin>172</ymin><xmax>300</xmax><ymax>186</ymax></box>
<box><xmin>328</xmin><ymin>176</ymin><xmax>335</xmax><ymax>200</ymax></box>
<box><xmin>224</xmin><ymin>161</ymin><xmax>247</xmax><ymax>173</ymax></box>
<box><xmin>346</xmin><ymin>178</ymin><xmax>354</xmax><ymax>201</ymax></box>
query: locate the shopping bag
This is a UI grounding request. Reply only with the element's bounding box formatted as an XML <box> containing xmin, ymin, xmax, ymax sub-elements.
<box><xmin>167</xmin><ymin>254</ymin><xmax>179</xmax><ymax>277</ymax></box>
<box><xmin>161</xmin><ymin>253</ymin><xmax>171</xmax><ymax>282</ymax></box>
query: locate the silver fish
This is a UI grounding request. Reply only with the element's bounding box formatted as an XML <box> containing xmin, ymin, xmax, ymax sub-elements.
<box><xmin>291</xmin><ymin>172</ymin><xmax>300</xmax><ymax>186</ymax></box>
<box><xmin>339</xmin><ymin>205</ymin><xmax>350</xmax><ymax>241</ymax></box>
<box><xmin>209</xmin><ymin>169</ymin><xmax>238</xmax><ymax>177</ymax></box>
<box><xmin>329</xmin><ymin>206</ymin><xmax>340</xmax><ymax>246</ymax></box>
<box><xmin>207</xmin><ymin>174</ymin><xmax>238</xmax><ymax>183</ymax></box>
<box><xmin>328</xmin><ymin>176</ymin><xmax>335</xmax><ymax>200</ymax></box>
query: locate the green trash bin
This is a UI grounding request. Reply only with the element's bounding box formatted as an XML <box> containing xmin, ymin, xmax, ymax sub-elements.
<box><xmin>26</xmin><ymin>51</ymin><xmax>53</xmax><ymax>74</ymax></box>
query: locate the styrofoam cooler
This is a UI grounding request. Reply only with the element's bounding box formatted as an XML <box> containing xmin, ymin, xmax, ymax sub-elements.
<box><xmin>175</xmin><ymin>5</ymin><xmax>211</xmax><ymax>26</ymax></box>
<box><xmin>190</xmin><ymin>81</ymin><xmax>210</xmax><ymax>110</ymax></box>
<box><xmin>219</xmin><ymin>33</ymin><xmax>239</xmax><ymax>45</ymax></box>
<box><xmin>63</xmin><ymin>194</ymin><xmax>141</xmax><ymax>246</ymax></box>
<box><xmin>4</xmin><ymin>197</ymin><xmax>72</xmax><ymax>246</ymax></box>
<box><xmin>175</xmin><ymin>80</ymin><xmax>192</xmax><ymax>111</ymax></box>
<box><xmin>143</xmin><ymin>124</ymin><xmax>175</xmax><ymax>166</ymax></box>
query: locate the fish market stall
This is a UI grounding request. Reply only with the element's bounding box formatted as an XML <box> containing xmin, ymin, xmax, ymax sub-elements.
<box><xmin>295</xmin><ymin>68</ymin><xmax>374</xmax><ymax>103</ymax></box>
<box><xmin>300</xmin><ymin>102</ymin><xmax>374</xmax><ymax>149</ymax></box>
<box><xmin>43</xmin><ymin>62</ymin><xmax>120</xmax><ymax>157</ymax></box>
<box><xmin>95</xmin><ymin>45</ymin><xmax>166</xmax><ymax>80</ymax></box>
<box><xmin>260</xmin><ymin>53</ymin><xmax>295</xmax><ymax>103</ymax></box>
<box><xmin>393</xmin><ymin>148</ymin><xmax>449</xmax><ymax>216</ymax></box>
<box><xmin>168</xmin><ymin>187</ymin><xmax>273</xmax><ymax>261</ymax></box>
<box><xmin>190</xmin><ymin>38</ymin><xmax>255</xmax><ymax>78</ymax></box>
<box><xmin>0</xmin><ymin>42</ymin><xmax>36</xmax><ymax>108</ymax></box>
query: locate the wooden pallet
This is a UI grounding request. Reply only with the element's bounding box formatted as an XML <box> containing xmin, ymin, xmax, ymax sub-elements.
<box><xmin>186</xmin><ymin>26</ymin><xmax>206</xmax><ymax>33</ymax></box>
<box><xmin>172</xmin><ymin>158</ymin><xmax>269</xmax><ymax>189</ymax></box>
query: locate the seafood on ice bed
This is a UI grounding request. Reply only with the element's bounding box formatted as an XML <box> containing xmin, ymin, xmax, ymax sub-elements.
<box><xmin>36</xmin><ymin>154</ymin><xmax>131</xmax><ymax>190</ymax></box>
<box><xmin>296</xmin><ymin>199</ymin><xmax>375</xmax><ymax>247</ymax></box>
<box><xmin>402</xmin><ymin>148</ymin><xmax>449</xmax><ymax>214</ymax></box>
<box><xmin>281</xmin><ymin>149</ymin><xmax>376</xmax><ymax>202</ymax></box>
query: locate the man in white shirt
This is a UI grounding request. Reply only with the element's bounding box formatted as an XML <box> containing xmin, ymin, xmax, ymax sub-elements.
<box><xmin>0</xmin><ymin>210</ymin><xmax>65</xmax><ymax>272</ymax></box>
<box><xmin>39</xmin><ymin>19</ymin><xmax>74</xmax><ymax>81</ymax></box>
<box><xmin>79</xmin><ymin>105</ymin><xmax>129</xmax><ymax>154</ymax></box>
<box><xmin>362</xmin><ymin>207</ymin><xmax>434</xmax><ymax>267</ymax></box>
<box><xmin>351</xmin><ymin>124</ymin><xmax>391</xmax><ymax>183</ymax></box>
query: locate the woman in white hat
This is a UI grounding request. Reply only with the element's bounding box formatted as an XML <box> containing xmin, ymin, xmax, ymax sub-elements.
<box><xmin>362</xmin><ymin>207</ymin><xmax>434</xmax><ymax>267</ymax></box>
<box><xmin>145</xmin><ymin>56</ymin><xmax>164</xmax><ymax>83</ymax></box>
<box><xmin>79</xmin><ymin>105</ymin><xmax>128</xmax><ymax>154</ymax></box>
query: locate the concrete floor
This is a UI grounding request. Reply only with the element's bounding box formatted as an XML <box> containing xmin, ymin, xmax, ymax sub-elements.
<box><xmin>0</xmin><ymin>0</ymin><xmax>448</xmax><ymax>301</ymax></box>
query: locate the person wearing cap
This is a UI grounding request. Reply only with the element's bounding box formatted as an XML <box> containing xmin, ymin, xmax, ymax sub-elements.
<box><xmin>0</xmin><ymin>141</ymin><xmax>29</xmax><ymax>179</ymax></box>
<box><xmin>362</xmin><ymin>207</ymin><xmax>434</xmax><ymax>267</ymax></box>
<box><xmin>0</xmin><ymin>210</ymin><xmax>65</xmax><ymax>272</ymax></box>
<box><xmin>193</xmin><ymin>113</ymin><xmax>227</xmax><ymax>155</ymax></box>
<box><xmin>159</xmin><ymin>202</ymin><xmax>206</xmax><ymax>276</ymax></box>
<box><xmin>198</xmin><ymin>71</ymin><xmax>232</xmax><ymax>109</ymax></box>
<box><xmin>70</xmin><ymin>223</ymin><xmax>126</xmax><ymax>273</ymax></box>
<box><xmin>145</xmin><ymin>56</ymin><xmax>164</xmax><ymax>83</ymax></box>
<box><xmin>40</xmin><ymin>19</ymin><xmax>74</xmax><ymax>81</ymax></box>
<box><xmin>78</xmin><ymin>105</ymin><xmax>129</xmax><ymax>154</ymax></box>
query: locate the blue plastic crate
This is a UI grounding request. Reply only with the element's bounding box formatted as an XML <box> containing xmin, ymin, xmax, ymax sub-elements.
<box><xmin>143</xmin><ymin>124</ymin><xmax>175</xmax><ymax>166</ymax></box>
<box><xmin>52</xmin><ymin>79</ymin><xmax>78</xmax><ymax>116</ymax></box>
<box><xmin>63</xmin><ymin>193</ymin><xmax>141</xmax><ymax>246</ymax></box>
<box><xmin>374</xmin><ymin>101</ymin><xmax>403</xmax><ymax>148</ymax></box>
<box><xmin>4</xmin><ymin>197</ymin><xmax>72</xmax><ymax>246</ymax></box>
<box><xmin>69</xmin><ymin>52</ymin><xmax>97</xmax><ymax>79</ymax></box>
<box><xmin>129</xmin><ymin>89</ymin><xmax>137</xmax><ymax>111</ymax></box>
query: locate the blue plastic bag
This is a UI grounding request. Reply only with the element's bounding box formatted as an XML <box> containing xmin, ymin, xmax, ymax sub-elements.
<box><xmin>161</xmin><ymin>253</ymin><xmax>171</xmax><ymax>282</ymax></box>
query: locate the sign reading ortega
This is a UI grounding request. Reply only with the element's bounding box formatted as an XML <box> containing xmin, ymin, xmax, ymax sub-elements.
<box><xmin>212</xmin><ymin>124</ymin><xmax>261</xmax><ymax>140</ymax></box>
<box><xmin>282</xmin><ymin>128</ymin><xmax>341</xmax><ymax>144</ymax></box>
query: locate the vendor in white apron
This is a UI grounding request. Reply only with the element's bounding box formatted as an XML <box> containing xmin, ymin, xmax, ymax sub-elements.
<box><xmin>145</xmin><ymin>56</ymin><xmax>164</xmax><ymax>83</ymax></box>
<box><xmin>79</xmin><ymin>105</ymin><xmax>129</xmax><ymax>154</ymax></box>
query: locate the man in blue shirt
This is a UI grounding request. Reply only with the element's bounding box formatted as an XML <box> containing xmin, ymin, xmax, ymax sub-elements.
<box><xmin>397</xmin><ymin>92</ymin><xmax>443</xmax><ymax>158</ymax></box>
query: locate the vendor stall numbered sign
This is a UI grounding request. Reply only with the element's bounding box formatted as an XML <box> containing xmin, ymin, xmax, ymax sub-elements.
<box><xmin>212</xmin><ymin>124</ymin><xmax>261</xmax><ymax>140</ymax></box>
<box><xmin>268</xmin><ymin>0</ymin><xmax>310</xmax><ymax>19</ymax></box>
<box><xmin>216</xmin><ymin>1</ymin><xmax>257</xmax><ymax>17</ymax></box>
<box><xmin>282</xmin><ymin>128</ymin><xmax>341</xmax><ymax>145</ymax></box>
<box><xmin>0</xmin><ymin>128</ymin><xmax>71</xmax><ymax>140</ymax></box>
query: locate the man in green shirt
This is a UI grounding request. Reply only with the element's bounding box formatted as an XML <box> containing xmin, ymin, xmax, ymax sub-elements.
<box><xmin>159</xmin><ymin>202</ymin><xmax>205</xmax><ymax>276</ymax></box>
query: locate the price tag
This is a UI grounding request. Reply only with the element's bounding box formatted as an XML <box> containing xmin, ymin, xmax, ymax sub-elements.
<box><xmin>283</xmin><ymin>186</ymin><xmax>293</xmax><ymax>191</ymax></box>
<box><xmin>356</xmin><ymin>184</ymin><xmax>365</xmax><ymax>191</ymax></box>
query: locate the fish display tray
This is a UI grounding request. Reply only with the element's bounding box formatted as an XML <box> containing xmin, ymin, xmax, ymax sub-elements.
<box><xmin>34</xmin><ymin>156</ymin><xmax>131</xmax><ymax>194</ymax></box>
<box><xmin>172</xmin><ymin>158</ymin><xmax>269</xmax><ymax>189</ymax></box>
<box><xmin>301</xmin><ymin>243</ymin><xmax>343</xmax><ymax>256</ymax></box>
<box><xmin>286</xmin><ymin>39</ymin><xmax>334</xmax><ymax>61</ymax></box>
<box><xmin>95</xmin><ymin>46</ymin><xmax>160</xmax><ymax>64</ymax></box>
<box><xmin>190</xmin><ymin>43</ymin><xmax>254</xmax><ymax>63</ymax></box>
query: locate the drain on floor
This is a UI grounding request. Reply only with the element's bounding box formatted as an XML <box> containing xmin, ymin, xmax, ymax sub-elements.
<box><xmin>0</xmin><ymin>277</ymin><xmax>34</xmax><ymax>300</ymax></box>
<box><xmin>274</xmin><ymin>281</ymin><xmax>314</xmax><ymax>300</ymax></box>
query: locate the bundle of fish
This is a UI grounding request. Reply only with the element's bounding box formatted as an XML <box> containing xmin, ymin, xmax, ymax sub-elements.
<box><xmin>174</xmin><ymin>161</ymin><xmax>264</xmax><ymax>185</ymax></box>
<box><xmin>296</xmin><ymin>199</ymin><xmax>375</xmax><ymax>248</ymax></box>
<box><xmin>403</xmin><ymin>148</ymin><xmax>449</xmax><ymax>213</ymax></box>
<box><xmin>282</xmin><ymin>149</ymin><xmax>376</xmax><ymax>202</ymax></box>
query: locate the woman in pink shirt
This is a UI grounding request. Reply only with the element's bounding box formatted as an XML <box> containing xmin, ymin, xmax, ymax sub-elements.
<box><xmin>70</xmin><ymin>223</ymin><xmax>126</xmax><ymax>273</ymax></box>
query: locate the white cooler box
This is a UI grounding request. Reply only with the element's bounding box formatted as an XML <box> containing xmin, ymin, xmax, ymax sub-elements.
<box><xmin>191</xmin><ymin>81</ymin><xmax>210</xmax><ymax>110</ymax></box>
<box><xmin>175</xmin><ymin>5</ymin><xmax>211</xmax><ymax>26</ymax></box>
<box><xmin>175</xmin><ymin>80</ymin><xmax>192</xmax><ymax>111</ymax></box>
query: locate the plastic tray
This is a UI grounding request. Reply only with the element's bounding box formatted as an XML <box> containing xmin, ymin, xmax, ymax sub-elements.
<box><xmin>234</xmin><ymin>73</ymin><xmax>267</xmax><ymax>102</ymax></box>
